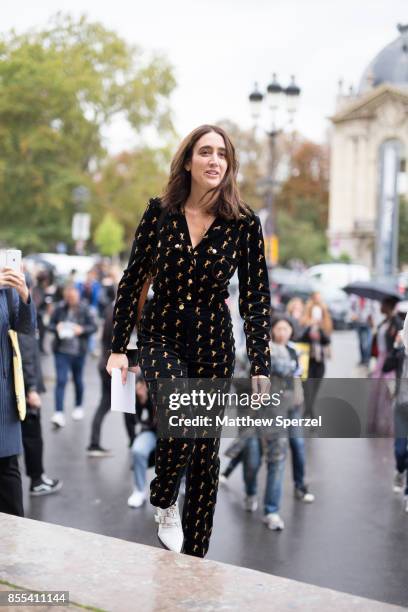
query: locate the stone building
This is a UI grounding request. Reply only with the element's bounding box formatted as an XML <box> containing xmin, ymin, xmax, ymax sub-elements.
<box><xmin>328</xmin><ymin>24</ymin><xmax>408</xmax><ymax>274</ymax></box>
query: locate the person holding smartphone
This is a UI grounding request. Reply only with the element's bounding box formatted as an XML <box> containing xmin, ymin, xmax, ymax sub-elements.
<box><xmin>0</xmin><ymin>259</ymin><xmax>36</xmax><ymax>516</ymax></box>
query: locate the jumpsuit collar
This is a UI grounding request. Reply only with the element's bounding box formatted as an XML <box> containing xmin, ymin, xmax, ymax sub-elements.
<box><xmin>175</xmin><ymin>211</ymin><xmax>227</xmax><ymax>251</ymax></box>
<box><xmin>178</xmin><ymin>211</ymin><xmax>220</xmax><ymax>251</ymax></box>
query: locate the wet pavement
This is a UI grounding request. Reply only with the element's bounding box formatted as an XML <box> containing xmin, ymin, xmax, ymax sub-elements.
<box><xmin>2</xmin><ymin>514</ymin><xmax>405</xmax><ymax>612</ymax></box>
<box><xmin>21</xmin><ymin>331</ymin><xmax>408</xmax><ymax>608</ymax></box>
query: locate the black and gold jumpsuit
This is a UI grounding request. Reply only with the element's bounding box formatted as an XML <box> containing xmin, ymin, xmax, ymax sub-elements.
<box><xmin>111</xmin><ymin>197</ymin><xmax>271</xmax><ymax>557</ymax></box>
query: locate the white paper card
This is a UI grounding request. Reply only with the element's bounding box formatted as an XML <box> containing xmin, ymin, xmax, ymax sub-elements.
<box><xmin>111</xmin><ymin>368</ymin><xmax>136</xmax><ymax>414</ymax></box>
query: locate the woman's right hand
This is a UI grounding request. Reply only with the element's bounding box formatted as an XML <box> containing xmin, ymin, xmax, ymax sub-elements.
<box><xmin>106</xmin><ymin>353</ymin><xmax>129</xmax><ymax>385</ymax></box>
<box><xmin>0</xmin><ymin>267</ymin><xmax>30</xmax><ymax>303</ymax></box>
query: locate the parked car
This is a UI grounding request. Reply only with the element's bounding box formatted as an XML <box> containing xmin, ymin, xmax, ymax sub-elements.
<box><xmin>319</xmin><ymin>286</ymin><xmax>352</xmax><ymax>330</ymax></box>
<box><xmin>25</xmin><ymin>253</ymin><xmax>98</xmax><ymax>282</ymax></box>
<box><xmin>279</xmin><ymin>280</ymin><xmax>318</xmax><ymax>305</ymax></box>
<box><xmin>306</xmin><ymin>263</ymin><xmax>370</xmax><ymax>289</ymax></box>
<box><xmin>269</xmin><ymin>267</ymin><xmax>306</xmax><ymax>311</ymax></box>
<box><xmin>279</xmin><ymin>281</ymin><xmax>351</xmax><ymax>330</ymax></box>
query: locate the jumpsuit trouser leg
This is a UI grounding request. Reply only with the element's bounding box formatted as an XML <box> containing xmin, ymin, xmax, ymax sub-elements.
<box><xmin>138</xmin><ymin>301</ymin><xmax>235</xmax><ymax>558</ymax></box>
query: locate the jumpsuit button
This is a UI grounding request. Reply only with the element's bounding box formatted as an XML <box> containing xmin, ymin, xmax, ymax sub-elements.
<box><xmin>212</xmin><ymin>248</ymin><xmax>217</xmax><ymax>254</ymax></box>
<box><xmin>178</xmin><ymin>303</ymin><xmax>184</xmax><ymax>310</ymax></box>
<box><xmin>186</xmin><ymin>294</ymin><xmax>192</xmax><ymax>301</ymax></box>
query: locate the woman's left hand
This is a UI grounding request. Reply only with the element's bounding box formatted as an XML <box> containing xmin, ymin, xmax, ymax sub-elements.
<box><xmin>0</xmin><ymin>267</ymin><xmax>29</xmax><ymax>303</ymax></box>
<box><xmin>251</xmin><ymin>375</ymin><xmax>270</xmax><ymax>395</ymax></box>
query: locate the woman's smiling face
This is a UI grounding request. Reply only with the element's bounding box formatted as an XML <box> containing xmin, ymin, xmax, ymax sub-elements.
<box><xmin>185</xmin><ymin>131</ymin><xmax>228</xmax><ymax>191</ymax></box>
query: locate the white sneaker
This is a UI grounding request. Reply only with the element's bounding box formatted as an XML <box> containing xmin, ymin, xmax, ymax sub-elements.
<box><xmin>295</xmin><ymin>486</ymin><xmax>315</xmax><ymax>503</ymax></box>
<box><xmin>127</xmin><ymin>489</ymin><xmax>146</xmax><ymax>508</ymax></box>
<box><xmin>393</xmin><ymin>470</ymin><xmax>405</xmax><ymax>493</ymax></box>
<box><xmin>263</xmin><ymin>512</ymin><xmax>285</xmax><ymax>531</ymax></box>
<box><xmin>51</xmin><ymin>412</ymin><xmax>66</xmax><ymax>428</ymax></box>
<box><xmin>72</xmin><ymin>408</ymin><xmax>84</xmax><ymax>421</ymax></box>
<box><xmin>244</xmin><ymin>495</ymin><xmax>258</xmax><ymax>512</ymax></box>
<box><xmin>302</xmin><ymin>491</ymin><xmax>315</xmax><ymax>503</ymax></box>
<box><xmin>154</xmin><ymin>502</ymin><xmax>184</xmax><ymax>553</ymax></box>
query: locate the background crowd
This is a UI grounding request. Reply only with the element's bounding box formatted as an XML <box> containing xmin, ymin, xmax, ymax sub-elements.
<box><xmin>1</xmin><ymin>257</ymin><xmax>407</xmax><ymax>529</ymax></box>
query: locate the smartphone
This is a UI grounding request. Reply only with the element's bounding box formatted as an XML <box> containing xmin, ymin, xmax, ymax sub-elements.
<box><xmin>5</xmin><ymin>250</ymin><xmax>22</xmax><ymax>273</ymax></box>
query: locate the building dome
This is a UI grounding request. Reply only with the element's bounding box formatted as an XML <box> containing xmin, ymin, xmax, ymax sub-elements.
<box><xmin>359</xmin><ymin>24</ymin><xmax>408</xmax><ymax>94</ymax></box>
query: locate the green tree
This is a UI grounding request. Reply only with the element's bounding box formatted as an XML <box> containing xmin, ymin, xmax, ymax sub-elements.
<box><xmin>93</xmin><ymin>146</ymin><xmax>170</xmax><ymax>244</ymax></box>
<box><xmin>0</xmin><ymin>13</ymin><xmax>176</xmax><ymax>251</ymax></box>
<box><xmin>215</xmin><ymin>122</ymin><xmax>330</xmax><ymax>265</ymax></box>
<box><xmin>275</xmin><ymin>141</ymin><xmax>329</xmax><ymax>264</ymax></box>
<box><xmin>94</xmin><ymin>212</ymin><xmax>125</xmax><ymax>257</ymax></box>
<box><xmin>277</xmin><ymin>209</ymin><xmax>329</xmax><ymax>265</ymax></box>
<box><xmin>217</xmin><ymin>119</ymin><xmax>266</xmax><ymax>210</ymax></box>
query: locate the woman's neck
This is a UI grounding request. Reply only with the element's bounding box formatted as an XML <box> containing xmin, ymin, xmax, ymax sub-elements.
<box><xmin>185</xmin><ymin>183</ymin><xmax>217</xmax><ymax>212</ymax></box>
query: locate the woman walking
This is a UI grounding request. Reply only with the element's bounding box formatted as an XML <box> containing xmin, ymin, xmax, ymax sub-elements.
<box><xmin>301</xmin><ymin>291</ymin><xmax>332</xmax><ymax>418</ymax></box>
<box><xmin>368</xmin><ymin>297</ymin><xmax>402</xmax><ymax>436</ymax></box>
<box><xmin>107</xmin><ymin>125</ymin><xmax>271</xmax><ymax>558</ymax></box>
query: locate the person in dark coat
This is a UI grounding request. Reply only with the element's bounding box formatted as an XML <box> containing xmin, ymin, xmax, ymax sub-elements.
<box><xmin>0</xmin><ymin>267</ymin><xmax>36</xmax><ymax>516</ymax></box>
<box><xmin>87</xmin><ymin>301</ymin><xmax>115</xmax><ymax>456</ymax></box>
<box><xmin>48</xmin><ymin>284</ymin><xmax>97</xmax><ymax>427</ymax></box>
<box><xmin>31</xmin><ymin>271</ymin><xmax>51</xmax><ymax>354</ymax></box>
<box><xmin>87</xmin><ymin>288</ymin><xmax>141</xmax><ymax>457</ymax></box>
<box><xmin>19</xmin><ymin>330</ymin><xmax>62</xmax><ymax>496</ymax></box>
<box><xmin>300</xmin><ymin>293</ymin><xmax>332</xmax><ymax>419</ymax></box>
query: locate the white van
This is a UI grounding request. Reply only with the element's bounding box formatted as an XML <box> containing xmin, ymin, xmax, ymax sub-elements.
<box><xmin>305</xmin><ymin>263</ymin><xmax>370</xmax><ymax>289</ymax></box>
<box><xmin>25</xmin><ymin>253</ymin><xmax>98</xmax><ymax>282</ymax></box>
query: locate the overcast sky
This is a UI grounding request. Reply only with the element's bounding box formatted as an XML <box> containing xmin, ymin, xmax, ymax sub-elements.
<box><xmin>2</xmin><ymin>1</ymin><xmax>407</xmax><ymax>151</ymax></box>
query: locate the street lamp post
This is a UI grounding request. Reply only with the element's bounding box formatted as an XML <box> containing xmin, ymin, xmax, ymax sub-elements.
<box><xmin>249</xmin><ymin>74</ymin><xmax>301</xmax><ymax>264</ymax></box>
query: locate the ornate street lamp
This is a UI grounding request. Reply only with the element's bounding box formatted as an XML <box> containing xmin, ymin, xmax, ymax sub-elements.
<box><xmin>249</xmin><ymin>82</ymin><xmax>264</xmax><ymax>121</ymax></box>
<box><xmin>249</xmin><ymin>75</ymin><xmax>301</xmax><ymax>265</ymax></box>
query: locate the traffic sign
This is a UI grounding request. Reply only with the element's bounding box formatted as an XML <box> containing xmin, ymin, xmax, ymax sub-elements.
<box><xmin>72</xmin><ymin>213</ymin><xmax>91</xmax><ymax>241</ymax></box>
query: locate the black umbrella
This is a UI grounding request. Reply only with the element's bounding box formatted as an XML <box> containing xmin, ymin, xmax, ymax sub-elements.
<box><xmin>343</xmin><ymin>280</ymin><xmax>402</xmax><ymax>302</ymax></box>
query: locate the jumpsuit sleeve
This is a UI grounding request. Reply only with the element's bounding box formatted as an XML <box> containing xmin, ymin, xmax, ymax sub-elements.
<box><xmin>111</xmin><ymin>198</ymin><xmax>161</xmax><ymax>354</ymax></box>
<box><xmin>237</xmin><ymin>212</ymin><xmax>271</xmax><ymax>377</ymax></box>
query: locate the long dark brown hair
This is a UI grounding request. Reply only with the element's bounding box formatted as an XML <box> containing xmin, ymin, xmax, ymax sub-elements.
<box><xmin>161</xmin><ymin>124</ymin><xmax>251</xmax><ymax>220</ymax></box>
